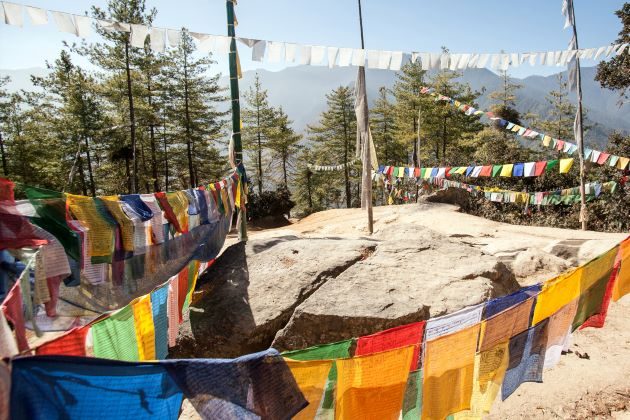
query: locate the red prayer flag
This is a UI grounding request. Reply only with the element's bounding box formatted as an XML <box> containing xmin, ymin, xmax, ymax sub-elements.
<box><xmin>36</xmin><ymin>326</ymin><xmax>89</xmax><ymax>356</ymax></box>
<box><xmin>556</xmin><ymin>140</ymin><xmax>565</xmax><ymax>151</ymax></box>
<box><xmin>580</xmin><ymin>255</ymin><xmax>622</xmax><ymax>330</ymax></box>
<box><xmin>0</xmin><ymin>178</ymin><xmax>47</xmax><ymax>250</ymax></box>
<box><xmin>155</xmin><ymin>192</ymin><xmax>182</xmax><ymax>233</ymax></box>
<box><xmin>596</xmin><ymin>153</ymin><xmax>611</xmax><ymax>165</ymax></box>
<box><xmin>355</xmin><ymin>321</ymin><xmax>426</xmax><ymax>371</ymax></box>
<box><xmin>534</xmin><ymin>161</ymin><xmax>547</xmax><ymax>176</ymax></box>
<box><xmin>177</xmin><ymin>265</ymin><xmax>189</xmax><ymax>323</ymax></box>
<box><xmin>479</xmin><ymin>166</ymin><xmax>492</xmax><ymax>177</ymax></box>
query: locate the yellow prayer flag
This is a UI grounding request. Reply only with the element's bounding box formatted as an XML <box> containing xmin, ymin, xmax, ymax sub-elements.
<box><xmin>336</xmin><ymin>346</ymin><xmax>414</xmax><ymax>420</ymax></box>
<box><xmin>559</xmin><ymin>158</ymin><xmax>574</xmax><ymax>174</ymax></box>
<box><xmin>612</xmin><ymin>238</ymin><xmax>630</xmax><ymax>302</ymax></box>
<box><xmin>235</xmin><ymin>179</ymin><xmax>241</xmax><ymax>207</ymax></box>
<box><xmin>285</xmin><ymin>359</ymin><xmax>333</xmax><ymax>420</ymax></box>
<box><xmin>66</xmin><ymin>194</ymin><xmax>115</xmax><ymax>258</ymax></box>
<box><xmin>579</xmin><ymin>246</ymin><xmax>618</xmax><ymax>293</ymax></box>
<box><xmin>452</xmin><ymin>341</ymin><xmax>509</xmax><ymax>420</ymax></box>
<box><xmin>532</xmin><ymin>268</ymin><xmax>581</xmax><ymax>325</ymax></box>
<box><xmin>543</xmin><ymin>135</ymin><xmax>552</xmax><ymax>147</ymax></box>
<box><xmin>132</xmin><ymin>294</ymin><xmax>156</xmax><ymax>361</ymax></box>
<box><xmin>500</xmin><ymin>164</ymin><xmax>514</xmax><ymax>177</ymax></box>
<box><xmin>617</xmin><ymin>157</ymin><xmax>629</xmax><ymax>170</ymax></box>
<box><xmin>100</xmin><ymin>196</ymin><xmax>135</xmax><ymax>252</ymax></box>
<box><xmin>510</xmin><ymin>125</ymin><xmax>521</xmax><ymax>132</ymax></box>
<box><xmin>397</xmin><ymin>167</ymin><xmax>405</xmax><ymax>178</ymax></box>
<box><xmin>423</xmin><ymin>324</ymin><xmax>480</xmax><ymax>420</ymax></box>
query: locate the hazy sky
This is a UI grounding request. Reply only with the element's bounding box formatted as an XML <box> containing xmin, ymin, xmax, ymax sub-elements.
<box><xmin>0</xmin><ymin>0</ymin><xmax>626</xmax><ymax>78</ymax></box>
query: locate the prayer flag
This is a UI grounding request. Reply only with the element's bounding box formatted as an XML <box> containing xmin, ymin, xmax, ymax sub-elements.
<box><xmin>356</xmin><ymin>321</ymin><xmax>426</xmax><ymax>370</ymax></box>
<box><xmin>572</xmin><ymin>246</ymin><xmax>619</xmax><ymax>330</ymax></box>
<box><xmin>479</xmin><ymin>297</ymin><xmax>536</xmax><ymax>352</ymax></box>
<box><xmin>92</xmin><ymin>305</ymin><xmax>140</xmax><ymax>361</ymax></box>
<box><xmin>402</xmin><ymin>370</ymin><xmax>423</xmax><ymax>420</ymax></box>
<box><xmin>151</xmin><ymin>286</ymin><xmax>169</xmax><ymax>359</ymax></box>
<box><xmin>501</xmin><ymin>319</ymin><xmax>549</xmax><ymax>400</ymax></box>
<box><xmin>513</xmin><ymin>163</ymin><xmax>524</xmax><ymax>177</ymax></box>
<box><xmin>285</xmin><ymin>359</ymin><xmax>333</xmax><ymax>420</ymax></box>
<box><xmin>479</xmin><ymin>166</ymin><xmax>492</xmax><ymax>177</ymax></box>
<box><xmin>534</xmin><ymin>161</ymin><xmax>547</xmax><ymax>176</ymax></box>
<box><xmin>36</xmin><ymin>327</ymin><xmax>89</xmax><ymax>356</ymax></box>
<box><xmin>492</xmin><ymin>165</ymin><xmax>502</xmax><ymax>177</ymax></box>
<box><xmin>336</xmin><ymin>346</ymin><xmax>414</xmax><ymax>420</ymax></box>
<box><xmin>544</xmin><ymin>299</ymin><xmax>578</xmax><ymax>369</ymax></box>
<box><xmin>612</xmin><ymin>237</ymin><xmax>630</xmax><ymax>302</ymax></box>
<box><xmin>500</xmin><ymin>164</ymin><xmax>514</xmax><ymax>177</ymax></box>
<box><xmin>532</xmin><ymin>267</ymin><xmax>581</xmax><ymax>326</ymax></box>
<box><xmin>423</xmin><ymin>324</ymin><xmax>480</xmax><ymax>420</ymax></box>
<box><xmin>559</xmin><ymin>158</ymin><xmax>574</xmax><ymax>173</ymax></box>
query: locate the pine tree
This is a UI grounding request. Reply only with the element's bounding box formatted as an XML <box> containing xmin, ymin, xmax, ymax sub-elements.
<box><xmin>308</xmin><ymin>86</ymin><xmax>357</xmax><ymax>208</ymax></box>
<box><xmin>293</xmin><ymin>147</ymin><xmax>327</xmax><ymax>214</ymax></box>
<box><xmin>392</xmin><ymin>60</ymin><xmax>428</xmax><ymax>166</ymax></box>
<box><xmin>488</xmin><ymin>68</ymin><xmax>523</xmax><ymax>124</ymax></box>
<box><xmin>596</xmin><ymin>3</ymin><xmax>630</xmax><ymax>103</ymax></box>
<box><xmin>162</xmin><ymin>29</ymin><xmax>226</xmax><ymax>188</ymax></box>
<box><xmin>77</xmin><ymin>0</ymin><xmax>157</xmax><ymax>193</ymax></box>
<box><xmin>267</xmin><ymin>107</ymin><xmax>302</xmax><ymax>187</ymax></box>
<box><xmin>242</xmin><ymin>74</ymin><xmax>275</xmax><ymax>194</ymax></box>
<box><xmin>371</xmin><ymin>87</ymin><xmax>404</xmax><ymax>165</ymax></box>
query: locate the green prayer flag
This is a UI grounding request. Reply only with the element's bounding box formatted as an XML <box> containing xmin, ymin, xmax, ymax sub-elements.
<box><xmin>402</xmin><ymin>370</ymin><xmax>423</xmax><ymax>420</ymax></box>
<box><xmin>546</xmin><ymin>159</ymin><xmax>559</xmax><ymax>172</ymax></box>
<box><xmin>420</xmin><ymin>168</ymin><xmax>427</xmax><ymax>178</ymax></box>
<box><xmin>492</xmin><ymin>165</ymin><xmax>502</xmax><ymax>177</ymax></box>
<box><xmin>93</xmin><ymin>305</ymin><xmax>140</xmax><ymax>361</ymax></box>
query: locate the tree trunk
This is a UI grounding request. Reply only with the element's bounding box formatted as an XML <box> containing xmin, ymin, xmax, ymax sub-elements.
<box><xmin>83</xmin><ymin>136</ymin><xmax>96</xmax><ymax>196</ymax></box>
<box><xmin>342</xmin><ymin>107</ymin><xmax>351</xmax><ymax>208</ymax></box>
<box><xmin>163</xmin><ymin>117</ymin><xmax>169</xmax><ymax>191</ymax></box>
<box><xmin>412</xmin><ymin>107</ymin><xmax>418</xmax><ymax>167</ymax></box>
<box><xmin>147</xmin><ymin>76</ymin><xmax>160</xmax><ymax>192</ymax></box>
<box><xmin>282</xmin><ymin>153</ymin><xmax>288</xmax><ymax>186</ymax></box>
<box><xmin>256</xmin><ymin>101</ymin><xmax>263</xmax><ymax>194</ymax></box>
<box><xmin>124</xmin><ymin>39</ymin><xmax>138</xmax><ymax>193</ymax></box>
<box><xmin>77</xmin><ymin>152</ymin><xmax>87</xmax><ymax>196</ymax></box>
<box><xmin>124</xmin><ymin>154</ymin><xmax>132</xmax><ymax>194</ymax></box>
<box><xmin>183</xmin><ymin>53</ymin><xmax>195</xmax><ymax>188</ymax></box>
<box><xmin>306</xmin><ymin>170</ymin><xmax>313</xmax><ymax>208</ymax></box>
<box><xmin>140</xmin><ymin>141</ymin><xmax>150</xmax><ymax>193</ymax></box>
<box><xmin>0</xmin><ymin>132</ymin><xmax>8</xmax><ymax>176</ymax></box>
<box><xmin>441</xmin><ymin>114</ymin><xmax>447</xmax><ymax>163</ymax></box>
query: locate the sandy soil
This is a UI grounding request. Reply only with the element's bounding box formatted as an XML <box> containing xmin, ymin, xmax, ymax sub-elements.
<box><xmin>190</xmin><ymin>203</ymin><xmax>630</xmax><ymax>419</ymax></box>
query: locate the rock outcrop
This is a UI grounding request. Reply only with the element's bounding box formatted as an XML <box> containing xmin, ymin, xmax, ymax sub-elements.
<box><xmin>171</xmin><ymin>202</ymin><xmax>626</xmax><ymax>358</ymax></box>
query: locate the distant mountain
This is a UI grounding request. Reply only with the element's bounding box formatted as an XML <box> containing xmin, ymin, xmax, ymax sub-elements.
<box><xmin>3</xmin><ymin>65</ymin><xmax>627</xmax><ymax>147</ymax></box>
<box><xmin>225</xmin><ymin>65</ymin><xmax>629</xmax><ymax>147</ymax></box>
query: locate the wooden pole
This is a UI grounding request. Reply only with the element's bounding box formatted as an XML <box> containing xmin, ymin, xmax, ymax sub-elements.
<box><xmin>569</xmin><ymin>1</ymin><xmax>588</xmax><ymax>231</ymax></box>
<box><xmin>226</xmin><ymin>0</ymin><xmax>248</xmax><ymax>241</ymax></box>
<box><xmin>357</xmin><ymin>0</ymin><xmax>374</xmax><ymax>235</ymax></box>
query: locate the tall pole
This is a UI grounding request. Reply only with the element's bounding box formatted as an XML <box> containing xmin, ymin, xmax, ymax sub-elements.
<box><xmin>357</xmin><ymin>0</ymin><xmax>373</xmax><ymax>234</ymax></box>
<box><xmin>569</xmin><ymin>1</ymin><xmax>587</xmax><ymax>231</ymax></box>
<box><xmin>226</xmin><ymin>0</ymin><xmax>247</xmax><ymax>241</ymax></box>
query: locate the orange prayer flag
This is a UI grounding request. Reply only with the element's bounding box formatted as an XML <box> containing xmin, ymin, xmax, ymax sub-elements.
<box><xmin>612</xmin><ymin>237</ymin><xmax>630</xmax><ymax>302</ymax></box>
<box><xmin>422</xmin><ymin>324</ymin><xmax>480</xmax><ymax>420</ymax></box>
<box><xmin>285</xmin><ymin>359</ymin><xmax>333</xmax><ymax>420</ymax></box>
<box><xmin>336</xmin><ymin>346</ymin><xmax>415</xmax><ymax>420</ymax></box>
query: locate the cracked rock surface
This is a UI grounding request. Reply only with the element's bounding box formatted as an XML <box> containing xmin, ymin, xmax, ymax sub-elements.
<box><xmin>171</xmin><ymin>202</ymin><xmax>626</xmax><ymax>358</ymax></box>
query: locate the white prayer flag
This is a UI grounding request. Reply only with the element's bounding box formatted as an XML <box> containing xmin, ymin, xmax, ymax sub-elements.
<box><xmin>468</xmin><ymin>53</ymin><xmax>479</xmax><ymax>68</ymax></box>
<box><xmin>455</xmin><ymin>53</ymin><xmax>470</xmax><ymax>70</ymax></box>
<box><xmin>252</xmin><ymin>40</ymin><xmax>266</xmax><ymax>61</ymax></box>
<box><xmin>25</xmin><ymin>6</ymin><xmax>47</xmax><ymax>25</ymax></box>
<box><xmin>327</xmin><ymin>46</ymin><xmax>339</xmax><ymax>68</ymax></box>
<box><xmin>583</xmin><ymin>48</ymin><xmax>595</xmax><ymax>59</ymax></box>
<box><xmin>3</xmin><ymin>2</ymin><xmax>23</xmax><ymax>27</ymax></box>
<box><xmin>215</xmin><ymin>36</ymin><xmax>231</xmax><ymax>54</ymax></box>
<box><xmin>51</xmin><ymin>11</ymin><xmax>77</xmax><ymax>36</ymax></box>
<box><xmin>130</xmin><ymin>24</ymin><xmax>150</xmax><ymax>48</ymax></box>
<box><xmin>237</xmin><ymin>37</ymin><xmax>256</xmax><ymax>48</ymax></box>
<box><xmin>389</xmin><ymin>51</ymin><xmax>403</xmax><ymax>70</ymax></box>
<box><xmin>500</xmin><ymin>53</ymin><xmax>510</xmax><ymax>70</ymax></box>
<box><xmin>351</xmin><ymin>48</ymin><xmax>366</xmax><ymax>66</ymax></box>
<box><xmin>192</xmin><ymin>32</ymin><xmax>214</xmax><ymax>52</ymax></box>
<box><xmin>420</xmin><ymin>52</ymin><xmax>431</xmax><ymax>70</ymax></box>
<box><xmin>150</xmin><ymin>27</ymin><xmax>166</xmax><ymax>53</ymax></box>
<box><xmin>310</xmin><ymin>45</ymin><xmax>326</xmax><ymax>65</ymax></box>
<box><xmin>490</xmin><ymin>53</ymin><xmax>501</xmax><ymax>69</ymax></box>
<box><xmin>97</xmin><ymin>19</ymin><xmax>130</xmax><ymax>33</ymax></box>
<box><xmin>559</xmin><ymin>50</ymin><xmax>570</xmax><ymax>66</ymax></box>
<box><xmin>477</xmin><ymin>53</ymin><xmax>490</xmax><ymax>68</ymax></box>
<box><xmin>75</xmin><ymin>15</ymin><xmax>92</xmax><ymax>38</ymax></box>
<box><xmin>616</xmin><ymin>43</ymin><xmax>629</xmax><ymax>56</ymax></box>
<box><xmin>524</xmin><ymin>162</ymin><xmax>536</xmax><ymax>177</ymax></box>
<box><xmin>338</xmin><ymin>47</ymin><xmax>353</xmax><ymax>66</ymax></box>
<box><xmin>167</xmin><ymin>29</ymin><xmax>181</xmax><ymax>48</ymax></box>
<box><xmin>429</xmin><ymin>52</ymin><xmax>441</xmax><ymax>69</ymax></box>
<box><xmin>593</xmin><ymin>46</ymin><xmax>606</xmax><ymax>60</ymax></box>
<box><xmin>366</xmin><ymin>49</ymin><xmax>380</xmax><ymax>68</ymax></box>
<box><xmin>299</xmin><ymin>45</ymin><xmax>312</xmax><ymax>65</ymax></box>
<box><xmin>439</xmin><ymin>53</ymin><xmax>449</xmax><ymax>69</ymax></box>
<box><xmin>285</xmin><ymin>43</ymin><xmax>297</xmax><ymax>62</ymax></box>
<box><xmin>267</xmin><ymin>41</ymin><xmax>284</xmax><ymax>63</ymax></box>
<box><xmin>448</xmin><ymin>53</ymin><xmax>461</xmax><ymax>70</ymax></box>
<box><xmin>377</xmin><ymin>50</ymin><xmax>392</xmax><ymax>69</ymax></box>
<box><xmin>510</xmin><ymin>53</ymin><xmax>520</xmax><ymax>67</ymax></box>
<box><xmin>604</xmin><ymin>44</ymin><xmax>615</xmax><ymax>57</ymax></box>
<box><xmin>411</xmin><ymin>52</ymin><xmax>420</xmax><ymax>63</ymax></box>
<box><xmin>528</xmin><ymin>52</ymin><xmax>538</xmax><ymax>66</ymax></box>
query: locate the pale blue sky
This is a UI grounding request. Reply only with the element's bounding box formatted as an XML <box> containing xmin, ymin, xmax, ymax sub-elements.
<box><xmin>0</xmin><ymin>0</ymin><xmax>626</xmax><ymax>78</ymax></box>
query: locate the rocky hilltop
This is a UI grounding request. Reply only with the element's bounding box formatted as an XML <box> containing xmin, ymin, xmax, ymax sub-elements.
<box><xmin>170</xmin><ymin>202</ymin><xmax>625</xmax><ymax>358</ymax></box>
